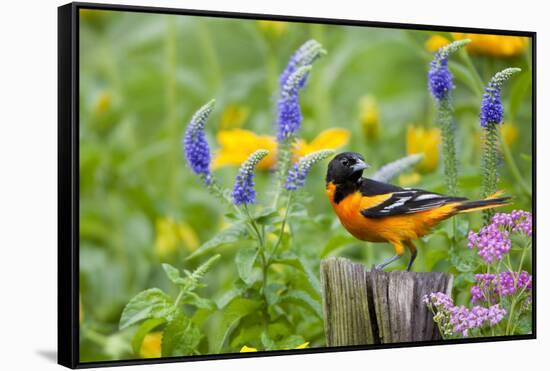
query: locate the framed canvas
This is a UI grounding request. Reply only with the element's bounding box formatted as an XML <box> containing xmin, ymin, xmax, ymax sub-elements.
<box><xmin>58</xmin><ymin>2</ymin><xmax>536</xmax><ymax>368</ymax></box>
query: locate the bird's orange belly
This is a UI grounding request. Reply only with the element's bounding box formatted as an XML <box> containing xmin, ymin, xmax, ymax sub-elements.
<box><xmin>326</xmin><ymin>185</ymin><xmax>449</xmax><ymax>243</ymax></box>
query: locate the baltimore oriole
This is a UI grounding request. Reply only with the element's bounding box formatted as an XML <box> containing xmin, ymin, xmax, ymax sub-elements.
<box><xmin>325</xmin><ymin>152</ymin><xmax>510</xmax><ymax>271</ymax></box>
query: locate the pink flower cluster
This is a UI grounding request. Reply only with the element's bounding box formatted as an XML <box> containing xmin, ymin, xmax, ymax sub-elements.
<box><xmin>470</xmin><ymin>271</ymin><xmax>532</xmax><ymax>304</ymax></box>
<box><xmin>423</xmin><ymin>292</ymin><xmax>506</xmax><ymax>337</ymax></box>
<box><xmin>467</xmin><ymin>210</ymin><xmax>532</xmax><ymax>264</ymax></box>
<box><xmin>492</xmin><ymin>210</ymin><xmax>532</xmax><ymax>237</ymax></box>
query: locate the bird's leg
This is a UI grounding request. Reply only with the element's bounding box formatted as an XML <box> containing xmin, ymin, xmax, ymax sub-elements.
<box><xmin>404</xmin><ymin>240</ymin><xmax>418</xmax><ymax>272</ymax></box>
<box><xmin>374</xmin><ymin>241</ymin><xmax>404</xmax><ymax>270</ymax></box>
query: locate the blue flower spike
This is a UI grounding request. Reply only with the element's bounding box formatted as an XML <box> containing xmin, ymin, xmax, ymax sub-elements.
<box><xmin>428</xmin><ymin>39</ymin><xmax>470</xmax><ymax>101</ymax></box>
<box><xmin>480</xmin><ymin>67</ymin><xmax>521</xmax><ymax>128</ymax></box>
<box><xmin>285</xmin><ymin>149</ymin><xmax>335</xmax><ymax>191</ymax></box>
<box><xmin>183</xmin><ymin>99</ymin><xmax>215</xmax><ymax>184</ymax></box>
<box><xmin>232</xmin><ymin>149</ymin><xmax>270</xmax><ymax>205</ymax></box>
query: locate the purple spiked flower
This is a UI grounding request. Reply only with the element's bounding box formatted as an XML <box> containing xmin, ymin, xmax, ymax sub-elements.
<box><xmin>285</xmin><ymin>150</ymin><xmax>334</xmax><ymax>191</ymax></box>
<box><xmin>428</xmin><ymin>55</ymin><xmax>453</xmax><ymax>101</ymax></box>
<box><xmin>428</xmin><ymin>39</ymin><xmax>469</xmax><ymax>102</ymax></box>
<box><xmin>480</xmin><ymin>68</ymin><xmax>521</xmax><ymax>128</ymax></box>
<box><xmin>277</xmin><ymin>40</ymin><xmax>325</xmax><ymax>141</ymax></box>
<box><xmin>232</xmin><ymin>150</ymin><xmax>269</xmax><ymax>205</ymax></box>
<box><xmin>183</xmin><ymin>100</ymin><xmax>215</xmax><ymax>183</ymax></box>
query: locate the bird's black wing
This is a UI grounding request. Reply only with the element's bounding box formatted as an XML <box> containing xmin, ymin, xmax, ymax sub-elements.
<box><xmin>359</xmin><ymin>178</ymin><xmax>467</xmax><ymax>218</ymax></box>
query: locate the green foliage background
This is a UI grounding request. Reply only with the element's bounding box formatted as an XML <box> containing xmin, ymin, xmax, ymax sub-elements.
<box><xmin>78</xmin><ymin>9</ymin><xmax>533</xmax><ymax>362</ymax></box>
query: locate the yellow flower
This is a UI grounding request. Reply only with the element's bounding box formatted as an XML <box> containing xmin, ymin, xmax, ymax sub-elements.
<box><xmin>293</xmin><ymin>128</ymin><xmax>351</xmax><ymax>159</ymax></box>
<box><xmin>398</xmin><ymin>172</ymin><xmax>422</xmax><ymax>187</ymax></box>
<box><xmin>406</xmin><ymin>126</ymin><xmax>441</xmax><ymax>173</ymax></box>
<box><xmin>154</xmin><ymin>217</ymin><xmax>199</xmax><ymax>258</ymax></box>
<box><xmin>452</xmin><ymin>33</ymin><xmax>529</xmax><ymax>57</ymax></box>
<box><xmin>500</xmin><ymin>122</ymin><xmax>519</xmax><ymax>147</ymax></box>
<box><xmin>239</xmin><ymin>342</ymin><xmax>309</xmax><ymax>352</ymax></box>
<box><xmin>213</xmin><ymin>129</ymin><xmax>277</xmax><ymax>170</ymax></box>
<box><xmin>219</xmin><ymin>104</ymin><xmax>250</xmax><ymax>130</ymax></box>
<box><xmin>358</xmin><ymin>95</ymin><xmax>380</xmax><ymax>140</ymax></box>
<box><xmin>425</xmin><ymin>35</ymin><xmax>451</xmax><ymax>53</ymax></box>
<box><xmin>240</xmin><ymin>345</ymin><xmax>258</xmax><ymax>352</ymax></box>
<box><xmin>213</xmin><ymin>128</ymin><xmax>350</xmax><ymax>170</ymax></box>
<box><xmin>140</xmin><ymin>332</ymin><xmax>162</xmax><ymax>358</ymax></box>
<box><xmin>256</xmin><ymin>20</ymin><xmax>288</xmax><ymax>37</ymax></box>
<box><xmin>94</xmin><ymin>91</ymin><xmax>111</xmax><ymax>114</ymax></box>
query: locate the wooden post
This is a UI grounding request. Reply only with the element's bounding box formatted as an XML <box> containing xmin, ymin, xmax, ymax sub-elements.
<box><xmin>320</xmin><ymin>257</ymin><xmax>453</xmax><ymax>346</ymax></box>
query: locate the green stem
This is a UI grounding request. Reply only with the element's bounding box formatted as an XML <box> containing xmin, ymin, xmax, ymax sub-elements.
<box><xmin>482</xmin><ymin>123</ymin><xmax>499</xmax><ymax>224</ymax></box>
<box><xmin>458</xmin><ymin>49</ymin><xmax>485</xmax><ymax>98</ymax></box>
<box><xmin>269</xmin><ymin>193</ymin><xmax>293</xmax><ymax>263</ymax></box>
<box><xmin>437</xmin><ymin>97</ymin><xmax>457</xmax><ymax>248</ymax></box>
<box><xmin>84</xmin><ymin>328</ymin><xmax>108</xmax><ymax>346</ymax></box>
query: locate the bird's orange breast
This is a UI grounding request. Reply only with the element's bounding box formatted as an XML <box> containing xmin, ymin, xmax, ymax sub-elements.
<box><xmin>325</xmin><ymin>182</ymin><xmax>456</xmax><ymax>243</ymax></box>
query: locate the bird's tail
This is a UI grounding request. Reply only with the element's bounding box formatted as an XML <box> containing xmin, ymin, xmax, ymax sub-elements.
<box><xmin>456</xmin><ymin>191</ymin><xmax>511</xmax><ymax>214</ymax></box>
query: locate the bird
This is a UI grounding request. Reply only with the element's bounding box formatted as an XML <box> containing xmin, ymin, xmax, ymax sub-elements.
<box><xmin>325</xmin><ymin>152</ymin><xmax>511</xmax><ymax>271</ymax></box>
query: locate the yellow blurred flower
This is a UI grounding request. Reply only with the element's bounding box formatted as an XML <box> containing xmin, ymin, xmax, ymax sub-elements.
<box><xmin>213</xmin><ymin>128</ymin><xmax>350</xmax><ymax>170</ymax></box>
<box><xmin>425</xmin><ymin>35</ymin><xmax>451</xmax><ymax>53</ymax></box>
<box><xmin>219</xmin><ymin>104</ymin><xmax>250</xmax><ymax>130</ymax></box>
<box><xmin>240</xmin><ymin>345</ymin><xmax>258</xmax><ymax>352</ymax></box>
<box><xmin>406</xmin><ymin>126</ymin><xmax>441</xmax><ymax>173</ymax></box>
<box><xmin>154</xmin><ymin>217</ymin><xmax>199</xmax><ymax>258</ymax></box>
<box><xmin>398</xmin><ymin>172</ymin><xmax>422</xmax><ymax>187</ymax></box>
<box><xmin>358</xmin><ymin>95</ymin><xmax>380</xmax><ymax>140</ymax></box>
<box><xmin>213</xmin><ymin>129</ymin><xmax>278</xmax><ymax>170</ymax></box>
<box><xmin>425</xmin><ymin>33</ymin><xmax>528</xmax><ymax>57</ymax></box>
<box><xmin>256</xmin><ymin>20</ymin><xmax>288</xmax><ymax>37</ymax></box>
<box><xmin>500</xmin><ymin>122</ymin><xmax>519</xmax><ymax>147</ymax></box>
<box><xmin>94</xmin><ymin>91</ymin><xmax>111</xmax><ymax>114</ymax></box>
<box><xmin>140</xmin><ymin>332</ymin><xmax>162</xmax><ymax>358</ymax></box>
<box><xmin>239</xmin><ymin>342</ymin><xmax>309</xmax><ymax>352</ymax></box>
<box><xmin>294</xmin><ymin>128</ymin><xmax>350</xmax><ymax>159</ymax></box>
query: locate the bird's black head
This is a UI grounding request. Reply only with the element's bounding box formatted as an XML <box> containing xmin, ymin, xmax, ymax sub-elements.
<box><xmin>326</xmin><ymin>152</ymin><xmax>369</xmax><ymax>184</ymax></box>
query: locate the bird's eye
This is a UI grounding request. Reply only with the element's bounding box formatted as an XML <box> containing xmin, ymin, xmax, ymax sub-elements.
<box><xmin>341</xmin><ymin>159</ymin><xmax>349</xmax><ymax>166</ymax></box>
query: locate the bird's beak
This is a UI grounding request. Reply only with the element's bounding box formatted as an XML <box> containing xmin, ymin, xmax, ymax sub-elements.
<box><xmin>351</xmin><ymin>159</ymin><xmax>368</xmax><ymax>173</ymax></box>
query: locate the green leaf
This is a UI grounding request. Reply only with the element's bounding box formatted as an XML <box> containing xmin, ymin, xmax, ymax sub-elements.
<box><xmin>187</xmin><ymin>223</ymin><xmax>249</xmax><ymax>260</ymax></box>
<box><xmin>280</xmin><ymin>290</ymin><xmax>323</xmax><ymax>318</ymax></box>
<box><xmin>235</xmin><ymin>246</ymin><xmax>259</xmax><ymax>286</ymax></box>
<box><xmin>450</xmin><ymin>247</ymin><xmax>481</xmax><ymax>273</ymax></box>
<box><xmin>254</xmin><ymin>208</ymin><xmax>280</xmax><ymax>225</ymax></box>
<box><xmin>119</xmin><ymin>288</ymin><xmax>176</xmax><ymax>330</ymax></box>
<box><xmin>276</xmin><ymin>334</ymin><xmax>307</xmax><ymax>350</ymax></box>
<box><xmin>216</xmin><ymin>280</ymin><xmax>246</xmax><ymax>309</ymax></box>
<box><xmin>131</xmin><ymin>318</ymin><xmax>166</xmax><ymax>355</ymax></box>
<box><xmin>272</xmin><ymin>252</ymin><xmax>321</xmax><ymax>293</ymax></box>
<box><xmin>320</xmin><ymin>234</ymin><xmax>358</xmax><ymax>258</ymax></box>
<box><xmin>162</xmin><ymin>264</ymin><xmax>185</xmax><ymax>285</ymax></box>
<box><xmin>214</xmin><ymin>298</ymin><xmax>261</xmax><ymax>353</ymax></box>
<box><xmin>161</xmin><ymin>313</ymin><xmax>201</xmax><ymax>357</ymax></box>
<box><xmin>185</xmin><ymin>292</ymin><xmax>216</xmax><ymax>310</ymax></box>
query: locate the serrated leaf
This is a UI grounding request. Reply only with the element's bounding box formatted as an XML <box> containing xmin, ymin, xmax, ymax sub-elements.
<box><xmin>215</xmin><ymin>298</ymin><xmax>261</xmax><ymax>353</ymax></box>
<box><xmin>131</xmin><ymin>318</ymin><xmax>166</xmax><ymax>355</ymax></box>
<box><xmin>236</xmin><ymin>246</ymin><xmax>259</xmax><ymax>286</ymax></box>
<box><xmin>187</xmin><ymin>223</ymin><xmax>249</xmax><ymax>260</ymax></box>
<box><xmin>161</xmin><ymin>313</ymin><xmax>201</xmax><ymax>357</ymax></box>
<box><xmin>162</xmin><ymin>264</ymin><xmax>185</xmax><ymax>285</ymax></box>
<box><xmin>119</xmin><ymin>288</ymin><xmax>176</xmax><ymax>330</ymax></box>
<box><xmin>185</xmin><ymin>292</ymin><xmax>216</xmax><ymax>310</ymax></box>
<box><xmin>280</xmin><ymin>290</ymin><xmax>323</xmax><ymax>318</ymax></box>
<box><xmin>272</xmin><ymin>252</ymin><xmax>320</xmax><ymax>293</ymax></box>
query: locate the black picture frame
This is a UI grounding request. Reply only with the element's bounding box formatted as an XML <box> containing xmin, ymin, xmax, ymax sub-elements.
<box><xmin>58</xmin><ymin>2</ymin><xmax>537</xmax><ymax>369</ymax></box>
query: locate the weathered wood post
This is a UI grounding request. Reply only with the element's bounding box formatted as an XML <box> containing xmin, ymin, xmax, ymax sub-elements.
<box><xmin>320</xmin><ymin>257</ymin><xmax>453</xmax><ymax>345</ymax></box>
